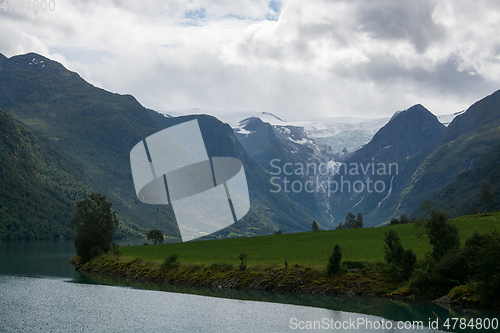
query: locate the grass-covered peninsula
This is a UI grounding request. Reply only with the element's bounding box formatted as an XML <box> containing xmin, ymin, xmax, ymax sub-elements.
<box><xmin>69</xmin><ymin>212</ymin><xmax>500</xmax><ymax>309</ymax></box>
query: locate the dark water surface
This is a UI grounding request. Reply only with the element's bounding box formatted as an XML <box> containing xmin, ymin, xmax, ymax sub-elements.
<box><xmin>0</xmin><ymin>240</ymin><xmax>497</xmax><ymax>332</ymax></box>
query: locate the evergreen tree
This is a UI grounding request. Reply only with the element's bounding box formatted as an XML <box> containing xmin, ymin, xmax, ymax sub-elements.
<box><xmin>327</xmin><ymin>244</ymin><xmax>342</xmax><ymax>276</ymax></box>
<box><xmin>311</xmin><ymin>220</ymin><xmax>319</xmax><ymax>231</ymax></box>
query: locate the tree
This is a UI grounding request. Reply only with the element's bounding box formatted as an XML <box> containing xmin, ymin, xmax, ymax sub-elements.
<box><xmin>326</xmin><ymin>244</ymin><xmax>342</xmax><ymax>276</ymax></box>
<box><xmin>355</xmin><ymin>213</ymin><xmax>363</xmax><ymax>228</ymax></box>
<box><xmin>147</xmin><ymin>229</ymin><xmax>164</xmax><ymax>244</ymax></box>
<box><xmin>424</xmin><ymin>210</ymin><xmax>460</xmax><ymax>259</ymax></box>
<box><xmin>338</xmin><ymin>213</ymin><xmax>363</xmax><ymax>229</ymax></box>
<box><xmin>275</xmin><ymin>229</ymin><xmax>283</xmax><ymax>235</ymax></box>
<box><xmin>399</xmin><ymin>214</ymin><xmax>410</xmax><ymax>224</ymax></box>
<box><xmin>345</xmin><ymin>212</ymin><xmax>356</xmax><ymax>229</ymax></box>
<box><xmin>384</xmin><ymin>230</ymin><xmax>404</xmax><ymax>265</ymax></box>
<box><xmin>417</xmin><ymin>200</ymin><xmax>435</xmax><ymax>219</ymax></box>
<box><xmin>311</xmin><ymin>220</ymin><xmax>319</xmax><ymax>231</ymax></box>
<box><xmin>466</xmin><ymin>230</ymin><xmax>500</xmax><ymax>301</ymax></box>
<box><xmin>70</xmin><ymin>193</ymin><xmax>119</xmax><ymax>263</ymax></box>
<box><xmin>481</xmin><ymin>183</ymin><xmax>493</xmax><ymax>213</ymax></box>
<box><xmin>384</xmin><ymin>230</ymin><xmax>416</xmax><ymax>281</ymax></box>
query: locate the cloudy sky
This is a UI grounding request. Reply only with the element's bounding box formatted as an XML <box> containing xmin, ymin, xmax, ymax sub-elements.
<box><xmin>1</xmin><ymin>0</ymin><xmax>500</xmax><ymax>120</ymax></box>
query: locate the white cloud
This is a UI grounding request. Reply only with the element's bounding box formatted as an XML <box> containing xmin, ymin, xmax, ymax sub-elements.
<box><xmin>1</xmin><ymin>0</ymin><xmax>499</xmax><ymax>119</ymax></box>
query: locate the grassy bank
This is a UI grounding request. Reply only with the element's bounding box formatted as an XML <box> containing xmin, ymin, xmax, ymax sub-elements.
<box><xmin>118</xmin><ymin>212</ymin><xmax>500</xmax><ymax>267</ymax></box>
<box><xmin>69</xmin><ymin>212</ymin><xmax>500</xmax><ymax>308</ymax></box>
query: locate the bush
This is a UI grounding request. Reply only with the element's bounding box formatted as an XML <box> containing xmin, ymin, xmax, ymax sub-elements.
<box><xmin>208</xmin><ymin>262</ymin><xmax>233</xmax><ymax>272</ymax></box>
<box><xmin>341</xmin><ymin>260</ymin><xmax>368</xmax><ymax>270</ymax></box>
<box><xmin>433</xmin><ymin>250</ymin><xmax>469</xmax><ymax>286</ymax></box>
<box><xmin>160</xmin><ymin>254</ymin><xmax>180</xmax><ymax>272</ymax></box>
<box><xmin>390</xmin><ymin>218</ymin><xmax>399</xmax><ymax>225</ymax></box>
<box><xmin>239</xmin><ymin>253</ymin><xmax>247</xmax><ymax>271</ymax></box>
<box><xmin>409</xmin><ymin>260</ymin><xmax>455</xmax><ymax>298</ymax></box>
<box><xmin>467</xmin><ymin>230</ymin><xmax>500</xmax><ymax>302</ymax></box>
<box><xmin>326</xmin><ymin>244</ymin><xmax>342</xmax><ymax>276</ymax></box>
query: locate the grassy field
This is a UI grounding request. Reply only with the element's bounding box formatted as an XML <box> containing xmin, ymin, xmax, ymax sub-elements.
<box><xmin>119</xmin><ymin>212</ymin><xmax>500</xmax><ymax>267</ymax></box>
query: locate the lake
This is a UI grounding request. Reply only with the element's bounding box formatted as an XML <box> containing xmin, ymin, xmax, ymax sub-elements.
<box><xmin>0</xmin><ymin>240</ymin><xmax>498</xmax><ymax>332</ymax></box>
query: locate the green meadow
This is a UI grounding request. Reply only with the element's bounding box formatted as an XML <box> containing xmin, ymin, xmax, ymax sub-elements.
<box><xmin>119</xmin><ymin>212</ymin><xmax>500</xmax><ymax>267</ymax></box>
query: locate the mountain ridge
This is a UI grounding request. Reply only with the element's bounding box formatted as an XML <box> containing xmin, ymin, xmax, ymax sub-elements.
<box><xmin>0</xmin><ymin>52</ymin><xmax>330</xmax><ymax>239</ymax></box>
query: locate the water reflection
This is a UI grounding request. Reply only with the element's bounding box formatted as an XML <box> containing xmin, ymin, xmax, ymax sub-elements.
<box><xmin>74</xmin><ymin>270</ymin><xmax>499</xmax><ymax>333</ymax></box>
<box><xmin>1</xmin><ymin>240</ymin><xmax>498</xmax><ymax>333</ymax></box>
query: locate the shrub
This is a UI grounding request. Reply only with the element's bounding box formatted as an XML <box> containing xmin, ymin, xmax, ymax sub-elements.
<box><xmin>409</xmin><ymin>260</ymin><xmax>455</xmax><ymax>298</ymax></box>
<box><xmin>390</xmin><ymin>218</ymin><xmax>399</xmax><ymax>225</ymax></box>
<box><xmin>208</xmin><ymin>262</ymin><xmax>233</xmax><ymax>273</ymax></box>
<box><xmin>342</xmin><ymin>260</ymin><xmax>369</xmax><ymax>270</ymax></box>
<box><xmin>239</xmin><ymin>253</ymin><xmax>247</xmax><ymax>271</ymax></box>
<box><xmin>433</xmin><ymin>249</ymin><xmax>469</xmax><ymax>286</ymax></box>
<box><xmin>467</xmin><ymin>230</ymin><xmax>500</xmax><ymax>302</ymax></box>
<box><xmin>160</xmin><ymin>254</ymin><xmax>180</xmax><ymax>272</ymax></box>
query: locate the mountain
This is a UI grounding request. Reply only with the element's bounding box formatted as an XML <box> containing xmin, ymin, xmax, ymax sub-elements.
<box><xmin>148</xmin><ymin>112</ymin><xmax>334</xmax><ymax>233</ymax></box>
<box><xmin>325</xmin><ymin>92</ymin><xmax>500</xmax><ymax>227</ymax></box>
<box><xmin>428</xmin><ymin>142</ymin><xmax>500</xmax><ymax>215</ymax></box>
<box><xmin>0</xmin><ymin>52</ymin><xmax>329</xmax><ymax>239</ymax></box>
<box><xmin>326</xmin><ymin>104</ymin><xmax>447</xmax><ymax>227</ymax></box>
<box><xmin>0</xmin><ymin>109</ymin><xmax>92</xmax><ymax>240</ymax></box>
<box><xmin>402</xmin><ymin>90</ymin><xmax>500</xmax><ymax>218</ymax></box>
<box><xmin>349</xmin><ymin>104</ymin><xmax>446</xmax><ymax>164</ymax></box>
<box><xmin>0</xmin><ymin>52</ymin><xmax>181</xmax><ymax>239</ymax></box>
<box><xmin>233</xmin><ymin>117</ymin><xmax>328</xmax><ymax>216</ymax></box>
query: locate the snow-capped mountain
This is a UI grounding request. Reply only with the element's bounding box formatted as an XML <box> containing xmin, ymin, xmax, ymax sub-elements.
<box><xmin>161</xmin><ymin>109</ymin><xmax>459</xmax><ymax>160</ymax></box>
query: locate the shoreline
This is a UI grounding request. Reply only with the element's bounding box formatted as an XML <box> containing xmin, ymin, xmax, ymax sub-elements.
<box><xmin>68</xmin><ymin>255</ymin><xmax>386</xmax><ymax>297</ymax></box>
<box><xmin>67</xmin><ymin>254</ymin><xmax>490</xmax><ymax>309</ymax></box>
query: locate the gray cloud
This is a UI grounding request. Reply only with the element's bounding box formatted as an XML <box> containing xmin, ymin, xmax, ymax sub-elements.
<box><xmin>1</xmin><ymin>0</ymin><xmax>499</xmax><ymax>120</ymax></box>
<box><xmin>355</xmin><ymin>0</ymin><xmax>446</xmax><ymax>53</ymax></box>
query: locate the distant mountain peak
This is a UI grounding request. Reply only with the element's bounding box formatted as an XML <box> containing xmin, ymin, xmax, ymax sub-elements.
<box><xmin>350</xmin><ymin>104</ymin><xmax>445</xmax><ymax>163</ymax></box>
<box><xmin>389</xmin><ymin>104</ymin><xmax>429</xmax><ymax>122</ymax></box>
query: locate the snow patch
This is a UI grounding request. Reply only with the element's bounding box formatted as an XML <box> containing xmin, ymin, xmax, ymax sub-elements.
<box><xmin>235</xmin><ymin>128</ymin><xmax>253</xmax><ymax>136</ymax></box>
<box><xmin>288</xmin><ymin>137</ymin><xmax>309</xmax><ymax>145</ymax></box>
<box><xmin>353</xmin><ymin>197</ymin><xmax>364</xmax><ymax>208</ymax></box>
<box><xmin>377</xmin><ymin>176</ymin><xmax>394</xmax><ymax>208</ymax></box>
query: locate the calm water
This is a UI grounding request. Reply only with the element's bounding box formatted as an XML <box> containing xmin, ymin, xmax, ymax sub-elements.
<box><xmin>0</xmin><ymin>241</ymin><xmax>497</xmax><ymax>332</ymax></box>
